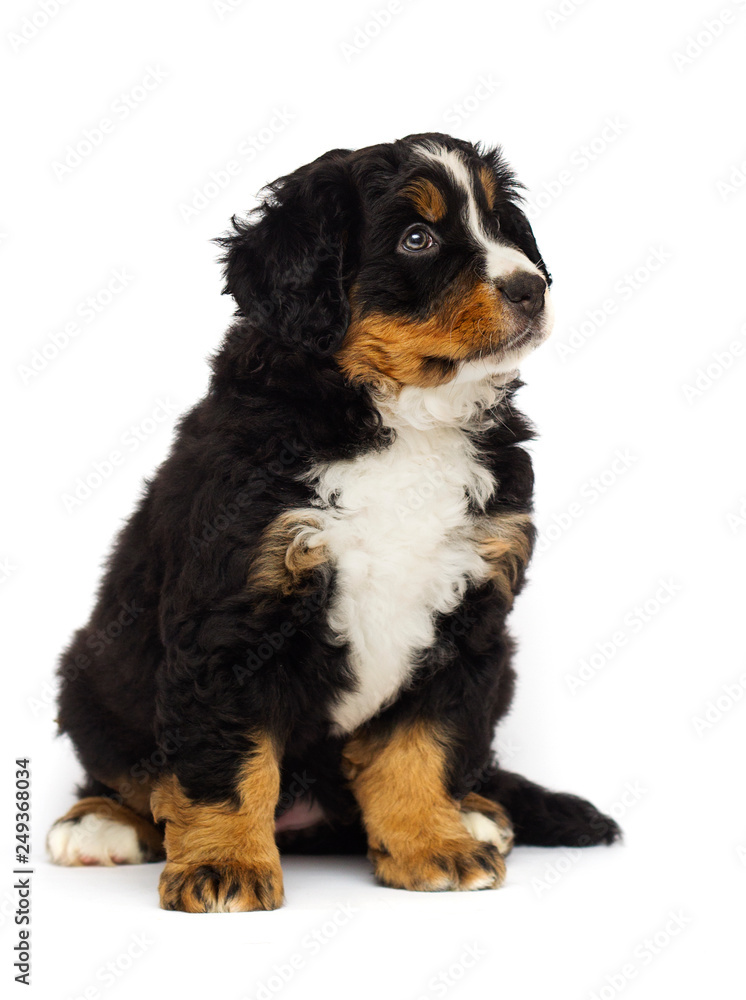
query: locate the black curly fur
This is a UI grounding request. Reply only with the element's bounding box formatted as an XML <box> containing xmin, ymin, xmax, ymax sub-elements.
<box><xmin>55</xmin><ymin>132</ymin><xmax>619</xmax><ymax>857</ymax></box>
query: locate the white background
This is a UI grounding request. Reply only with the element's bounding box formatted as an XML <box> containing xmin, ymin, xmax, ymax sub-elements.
<box><xmin>2</xmin><ymin>0</ymin><xmax>745</xmax><ymax>997</ymax></box>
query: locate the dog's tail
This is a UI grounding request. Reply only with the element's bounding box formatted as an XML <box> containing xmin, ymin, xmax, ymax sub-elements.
<box><xmin>479</xmin><ymin>768</ymin><xmax>621</xmax><ymax>848</ymax></box>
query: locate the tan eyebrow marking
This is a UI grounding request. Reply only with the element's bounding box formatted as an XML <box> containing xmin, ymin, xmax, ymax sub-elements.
<box><xmin>478</xmin><ymin>165</ymin><xmax>497</xmax><ymax>211</ymax></box>
<box><xmin>403</xmin><ymin>177</ymin><xmax>447</xmax><ymax>223</ymax></box>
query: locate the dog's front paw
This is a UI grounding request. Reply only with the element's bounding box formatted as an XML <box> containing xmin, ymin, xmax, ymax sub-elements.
<box><xmin>158</xmin><ymin>860</ymin><xmax>284</xmax><ymax>913</ymax></box>
<box><xmin>370</xmin><ymin>837</ymin><xmax>506</xmax><ymax>892</ymax></box>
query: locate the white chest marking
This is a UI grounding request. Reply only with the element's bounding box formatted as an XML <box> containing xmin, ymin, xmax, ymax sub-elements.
<box><xmin>307</xmin><ymin>394</ymin><xmax>499</xmax><ymax>735</ymax></box>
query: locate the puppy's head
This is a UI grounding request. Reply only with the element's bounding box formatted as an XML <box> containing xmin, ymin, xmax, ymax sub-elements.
<box><xmin>218</xmin><ymin>133</ymin><xmax>553</xmax><ymax>389</ymax></box>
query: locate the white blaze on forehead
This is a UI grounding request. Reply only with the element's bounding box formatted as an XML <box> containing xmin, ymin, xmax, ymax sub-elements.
<box><xmin>416</xmin><ymin>144</ymin><xmax>543</xmax><ymax>283</ymax></box>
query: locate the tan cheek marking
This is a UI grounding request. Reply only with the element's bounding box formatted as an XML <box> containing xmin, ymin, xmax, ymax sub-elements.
<box><xmin>342</xmin><ymin>720</ymin><xmax>506</xmax><ymax>890</ymax></box>
<box><xmin>336</xmin><ymin>278</ymin><xmax>511</xmax><ymax>389</ymax></box>
<box><xmin>403</xmin><ymin>177</ymin><xmax>447</xmax><ymax>222</ymax></box>
<box><xmin>247</xmin><ymin>510</ymin><xmax>327</xmax><ymax>596</ymax></box>
<box><xmin>478</xmin><ymin>166</ymin><xmax>497</xmax><ymax>211</ymax></box>
<box><xmin>151</xmin><ymin>734</ymin><xmax>283</xmax><ymax>912</ymax></box>
<box><xmin>476</xmin><ymin>512</ymin><xmax>534</xmax><ymax>604</ymax></box>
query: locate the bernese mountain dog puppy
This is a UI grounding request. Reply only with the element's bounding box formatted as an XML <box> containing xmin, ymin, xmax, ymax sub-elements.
<box><xmin>48</xmin><ymin>133</ymin><xmax>620</xmax><ymax>912</ymax></box>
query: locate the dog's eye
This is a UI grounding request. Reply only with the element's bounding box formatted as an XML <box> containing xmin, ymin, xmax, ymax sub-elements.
<box><xmin>400</xmin><ymin>227</ymin><xmax>436</xmax><ymax>253</ymax></box>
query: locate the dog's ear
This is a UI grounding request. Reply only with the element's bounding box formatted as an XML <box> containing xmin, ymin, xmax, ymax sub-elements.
<box><xmin>216</xmin><ymin>149</ymin><xmax>357</xmax><ymax>356</ymax></box>
<box><xmin>499</xmin><ymin>200</ymin><xmax>552</xmax><ymax>286</ymax></box>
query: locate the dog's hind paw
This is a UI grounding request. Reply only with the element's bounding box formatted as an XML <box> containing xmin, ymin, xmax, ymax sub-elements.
<box><xmin>46</xmin><ymin>796</ymin><xmax>164</xmax><ymax>866</ymax></box>
<box><xmin>47</xmin><ymin>813</ymin><xmax>145</xmax><ymax>866</ymax></box>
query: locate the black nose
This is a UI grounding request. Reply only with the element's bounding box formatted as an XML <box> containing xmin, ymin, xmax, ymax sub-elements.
<box><xmin>496</xmin><ymin>272</ymin><xmax>546</xmax><ymax>317</ymax></box>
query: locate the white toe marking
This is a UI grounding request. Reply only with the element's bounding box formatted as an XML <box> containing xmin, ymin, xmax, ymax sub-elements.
<box><xmin>218</xmin><ymin>898</ymin><xmax>249</xmax><ymax>913</ymax></box>
<box><xmin>461</xmin><ymin>869</ymin><xmax>498</xmax><ymax>890</ymax></box>
<box><xmin>47</xmin><ymin>814</ymin><xmax>144</xmax><ymax>867</ymax></box>
<box><xmin>428</xmin><ymin>874</ymin><xmax>455</xmax><ymax>891</ymax></box>
<box><xmin>460</xmin><ymin>810</ymin><xmax>513</xmax><ymax>854</ymax></box>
